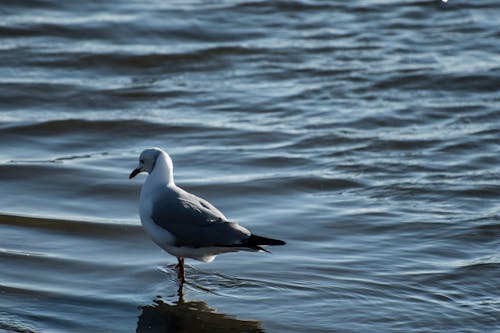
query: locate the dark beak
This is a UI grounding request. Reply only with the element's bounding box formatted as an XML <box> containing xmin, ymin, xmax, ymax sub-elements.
<box><xmin>129</xmin><ymin>168</ymin><xmax>141</xmax><ymax>179</ymax></box>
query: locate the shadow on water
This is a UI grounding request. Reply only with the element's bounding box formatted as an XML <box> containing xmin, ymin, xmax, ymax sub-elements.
<box><xmin>137</xmin><ymin>295</ymin><xmax>264</xmax><ymax>333</ymax></box>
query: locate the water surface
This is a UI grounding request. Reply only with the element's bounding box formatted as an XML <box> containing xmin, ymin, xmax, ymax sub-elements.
<box><xmin>0</xmin><ymin>0</ymin><xmax>499</xmax><ymax>332</ymax></box>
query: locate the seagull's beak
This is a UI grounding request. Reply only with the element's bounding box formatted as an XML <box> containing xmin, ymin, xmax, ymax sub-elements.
<box><xmin>129</xmin><ymin>168</ymin><xmax>141</xmax><ymax>179</ymax></box>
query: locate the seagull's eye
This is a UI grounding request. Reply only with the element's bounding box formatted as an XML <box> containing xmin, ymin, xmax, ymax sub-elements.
<box><xmin>140</xmin><ymin>159</ymin><xmax>144</xmax><ymax>164</ymax></box>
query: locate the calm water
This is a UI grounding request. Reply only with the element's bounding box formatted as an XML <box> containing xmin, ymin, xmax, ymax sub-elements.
<box><xmin>1</xmin><ymin>0</ymin><xmax>499</xmax><ymax>332</ymax></box>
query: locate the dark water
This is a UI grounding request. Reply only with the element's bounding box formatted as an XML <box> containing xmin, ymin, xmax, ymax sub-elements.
<box><xmin>1</xmin><ymin>0</ymin><xmax>499</xmax><ymax>332</ymax></box>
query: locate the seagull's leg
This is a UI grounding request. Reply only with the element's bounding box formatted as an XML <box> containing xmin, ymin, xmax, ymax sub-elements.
<box><xmin>175</xmin><ymin>257</ymin><xmax>185</xmax><ymax>298</ymax></box>
<box><xmin>177</xmin><ymin>284</ymin><xmax>184</xmax><ymax>300</ymax></box>
<box><xmin>176</xmin><ymin>257</ymin><xmax>185</xmax><ymax>284</ymax></box>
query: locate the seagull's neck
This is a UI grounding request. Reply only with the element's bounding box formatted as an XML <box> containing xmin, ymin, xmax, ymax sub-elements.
<box><xmin>145</xmin><ymin>152</ymin><xmax>175</xmax><ymax>190</ymax></box>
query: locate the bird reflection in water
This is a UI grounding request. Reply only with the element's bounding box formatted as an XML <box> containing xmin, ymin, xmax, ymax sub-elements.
<box><xmin>137</xmin><ymin>294</ymin><xmax>264</xmax><ymax>333</ymax></box>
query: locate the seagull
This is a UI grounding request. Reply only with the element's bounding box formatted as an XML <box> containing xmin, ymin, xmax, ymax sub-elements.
<box><xmin>129</xmin><ymin>147</ymin><xmax>285</xmax><ymax>285</ymax></box>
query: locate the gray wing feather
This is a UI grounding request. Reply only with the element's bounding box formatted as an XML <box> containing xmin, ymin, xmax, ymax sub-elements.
<box><xmin>151</xmin><ymin>186</ymin><xmax>250</xmax><ymax>247</ymax></box>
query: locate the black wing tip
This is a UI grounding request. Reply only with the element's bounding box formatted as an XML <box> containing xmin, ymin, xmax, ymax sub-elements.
<box><xmin>247</xmin><ymin>234</ymin><xmax>286</xmax><ymax>246</ymax></box>
<box><xmin>215</xmin><ymin>234</ymin><xmax>286</xmax><ymax>250</ymax></box>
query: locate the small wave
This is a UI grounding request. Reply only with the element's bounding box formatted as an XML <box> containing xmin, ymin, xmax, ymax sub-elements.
<box><xmin>245</xmin><ymin>155</ymin><xmax>309</xmax><ymax>168</ymax></box>
<box><xmin>187</xmin><ymin>175</ymin><xmax>363</xmax><ymax>198</ymax></box>
<box><xmin>372</xmin><ymin>72</ymin><xmax>500</xmax><ymax>93</ymax></box>
<box><xmin>29</xmin><ymin>46</ymin><xmax>260</xmax><ymax>73</ymax></box>
<box><xmin>232</xmin><ymin>0</ymin><xmax>333</xmax><ymax>12</ymax></box>
<box><xmin>0</xmin><ymin>213</ymin><xmax>141</xmax><ymax>237</ymax></box>
<box><xmin>1</xmin><ymin>118</ymin><xmax>227</xmax><ymax>137</ymax></box>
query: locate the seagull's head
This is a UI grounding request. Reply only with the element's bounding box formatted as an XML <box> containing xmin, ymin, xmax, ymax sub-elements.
<box><xmin>129</xmin><ymin>147</ymin><xmax>171</xmax><ymax>179</ymax></box>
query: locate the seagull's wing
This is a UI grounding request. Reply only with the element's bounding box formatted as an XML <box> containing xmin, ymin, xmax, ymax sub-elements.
<box><xmin>150</xmin><ymin>186</ymin><xmax>251</xmax><ymax>248</ymax></box>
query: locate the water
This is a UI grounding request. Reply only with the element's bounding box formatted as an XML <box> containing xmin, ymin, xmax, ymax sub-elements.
<box><xmin>1</xmin><ymin>0</ymin><xmax>499</xmax><ymax>332</ymax></box>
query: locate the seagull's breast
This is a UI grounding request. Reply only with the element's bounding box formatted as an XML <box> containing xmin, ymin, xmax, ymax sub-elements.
<box><xmin>141</xmin><ymin>213</ymin><xmax>177</xmax><ymax>251</ymax></box>
<box><xmin>139</xmin><ymin>189</ymin><xmax>177</xmax><ymax>250</ymax></box>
